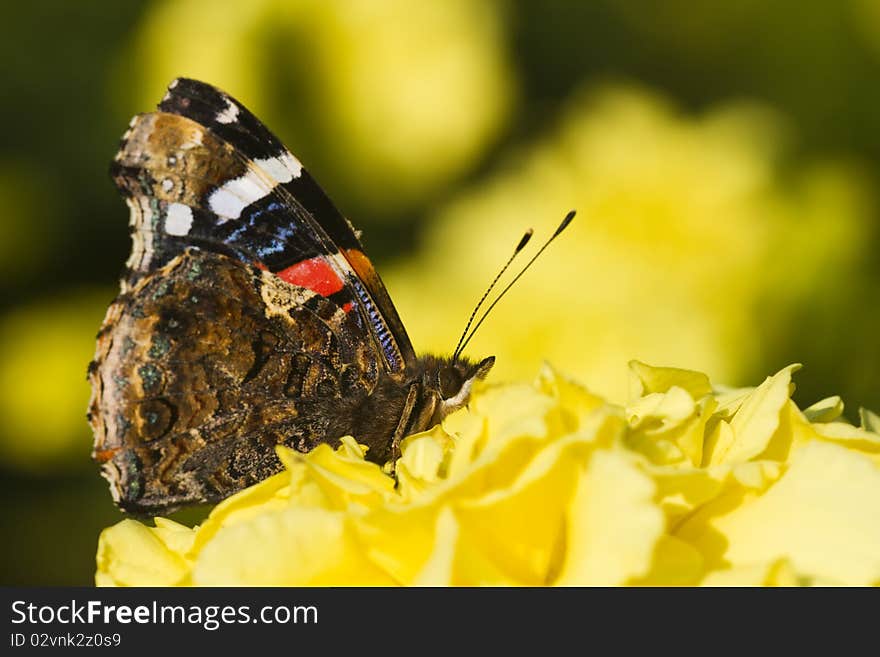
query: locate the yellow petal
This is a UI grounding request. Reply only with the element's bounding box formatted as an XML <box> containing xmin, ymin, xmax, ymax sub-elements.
<box><xmin>151</xmin><ymin>517</ymin><xmax>198</xmax><ymax>557</ymax></box>
<box><xmin>811</xmin><ymin>421</ymin><xmax>880</xmax><ymax>453</ymax></box>
<box><xmin>555</xmin><ymin>450</ymin><xmax>663</xmax><ymax>585</ymax></box>
<box><xmin>432</xmin><ymin>387</ymin><xmax>606</xmax><ymax>504</ymax></box>
<box><xmin>191</xmin><ymin>469</ymin><xmax>293</xmax><ymax>551</ymax></box>
<box><xmin>411</xmin><ymin>507</ymin><xmax>517</xmax><ymax>586</ymax></box>
<box><xmin>803</xmin><ymin>396</ymin><xmax>845</xmax><ymax>423</ymax></box>
<box><xmin>471</xmin><ymin>382</ymin><xmax>558</xmax><ymax>447</ymax></box>
<box><xmin>712</xmin><ymin>386</ymin><xmax>753</xmax><ymax>420</ymax></box>
<box><xmin>361</xmin><ymin>404</ymin><xmax>623</xmax><ymax>585</ymax></box>
<box><xmin>353</xmin><ymin>503</ymin><xmax>441</xmax><ymax>585</ymax></box>
<box><xmin>754</xmin><ymin>400</ymin><xmax>805</xmax><ymax>462</ymax></box>
<box><xmin>358</xmin><ymin>415</ymin><xmax>589</xmax><ymax>585</ymax></box>
<box><xmin>443</xmin><ymin>409</ymin><xmax>489</xmax><ymax>478</ymax></box>
<box><xmin>406</xmin><ymin>507</ymin><xmax>521</xmax><ymax>585</ymax></box>
<box><xmin>626</xmin><ymin>387</ymin><xmax>696</xmax><ymax>432</ymax></box>
<box><xmin>632</xmin><ymin>535</ymin><xmax>705</xmax><ymax>586</ymax></box>
<box><xmin>455</xmin><ymin>434</ymin><xmax>593</xmax><ymax>585</ymax></box>
<box><xmin>536</xmin><ymin>362</ymin><xmax>605</xmax><ymax>432</ymax></box>
<box><xmin>95</xmin><ymin>519</ymin><xmax>192</xmax><ymax>586</ymax></box>
<box><xmin>627</xmin><ymin>391</ymin><xmax>716</xmax><ymax>467</ymax></box>
<box><xmin>626</xmin><ymin>435</ymin><xmax>685</xmax><ymax>465</ymax></box>
<box><xmin>860</xmin><ymin>407</ymin><xmax>880</xmax><ymax>433</ymax></box>
<box><xmin>701</xmin><ymin>557</ymin><xmax>802</xmax><ymax>586</ymax></box>
<box><xmin>680</xmin><ymin>440</ymin><xmax>880</xmax><ymax>585</ymax></box>
<box><xmin>676</xmin><ymin>396</ymin><xmax>716</xmax><ymax>467</ymax></box>
<box><xmin>193</xmin><ymin>507</ymin><xmax>394</xmax><ymax>586</ymax></box>
<box><xmin>640</xmin><ymin>462</ymin><xmax>724</xmax><ymax>522</ymax></box>
<box><xmin>396</xmin><ymin>426</ymin><xmax>454</xmax><ymax>500</ymax></box>
<box><xmin>730</xmin><ymin>461</ymin><xmax>783</xmax><ymax>490</ymax></box>
<box><xmin>279</xmin><ymin>441</ymin><xmax>395</xmax><ymax>510</ymax></box>
<box><xmin>705</xmin><ymin>364</ymin><xmax>800</xmax><ymax>465</ymax></box>
<box><xmin>410</xmin><ymin>508</ymin><xmax>459</xmax><ymax>586</ymax></box>
<box><xmin>442</xmin><ymin>380</ymin><xmax>560</xmax><ymax>483</ymax></box>
<box><xmin>627</xmin><ymin>360</ymin><xmax>712</xmax><ymax>401</ymax></box>
<box><xmin>448</xmin><ymin>528</ymin><xmax>523</xmax><ymax>586</ymax></box>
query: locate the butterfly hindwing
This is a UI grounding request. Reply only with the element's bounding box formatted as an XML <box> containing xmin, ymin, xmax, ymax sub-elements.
<box><xmin>90</xmin><ymin>247</ymin><xmax>383</xmax><ymax>513</ymax></box>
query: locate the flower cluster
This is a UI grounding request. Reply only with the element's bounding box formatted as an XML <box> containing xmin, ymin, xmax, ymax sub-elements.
<box><xmin>96</xmin><ymin>362</ymin><xmax>880</xmax><ymax>586</ymax></box>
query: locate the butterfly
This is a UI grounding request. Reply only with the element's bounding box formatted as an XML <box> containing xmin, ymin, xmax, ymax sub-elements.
<box><xmin>88</xmin><ymin>78</ymin><xmax>499</xmax><ymax>514</ymax></box>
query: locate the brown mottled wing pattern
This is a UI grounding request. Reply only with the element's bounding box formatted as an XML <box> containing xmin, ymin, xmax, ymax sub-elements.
<box><xmin>91</xmin><ymin>250</ymin><xmax>380</xmax><ymax>514</ymax></box>
<box><xmin>90</xmin><ymin>79</ymin><xmax>414</xmax><ymax>513</ymax></box>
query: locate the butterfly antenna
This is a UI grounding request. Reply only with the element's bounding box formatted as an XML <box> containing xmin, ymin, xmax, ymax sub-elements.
<box><xmin>451</xmin><ymin>228</ymin><xmax>534</xmax><ymax>363</ymax></box>
<box><xmin>455</xmin><ymin>210</ymin><xmax>575</xmax><ymax>359</ymax></box>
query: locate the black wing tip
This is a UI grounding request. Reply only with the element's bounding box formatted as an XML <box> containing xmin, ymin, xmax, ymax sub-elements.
<box><xmin>166</xmin><ymin>77</ymin><xmax>212</xmax><ymax>93</ymax></box>
<box><xmin>159</xmin><ymin>78</ymin><xmax>237</xmax><ymax>113</ymax></box>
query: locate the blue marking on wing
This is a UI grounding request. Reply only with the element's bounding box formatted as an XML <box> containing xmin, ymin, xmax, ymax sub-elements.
<box><xmin>224</xmin><ymin>201</ymin><xmax>306</xmax><ymax>262</ymax></box>
<box><xmin>350</xmin><ymin>277</ymin><xmax>399</xmax><ymax>371</ymax></box>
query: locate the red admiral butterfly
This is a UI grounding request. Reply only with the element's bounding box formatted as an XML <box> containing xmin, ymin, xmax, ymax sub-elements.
<box><xmin>89</xmin><ymin>78</ymin><xmax>572</xmax><ymax>514</ymax></box>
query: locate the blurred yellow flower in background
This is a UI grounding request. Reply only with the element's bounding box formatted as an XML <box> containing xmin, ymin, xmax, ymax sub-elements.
<box><xmin>96</xmin><ymin>361</ymin><xmax>880</xmax><ymax>586</ymax></box>
<box><xmin>122</xmin><ymin>0</ymin><xmax>512</xmax><ymax>212</ymax></box>
<box><xmin>0</xmin><ymin>164</ymin><xmax>58</xmax><ymax>280</ymax></box>
<box><xmin>388</xmin><ymin>86</ymin><xmax>873</xmax><ymax>402</ymax></box>
<box><xmin>0</xmin><ymin>291</ymin><xmax>113</xmax><ymax>472</ymax></box>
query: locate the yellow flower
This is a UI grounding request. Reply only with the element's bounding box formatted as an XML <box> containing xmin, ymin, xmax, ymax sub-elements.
<box><xmin>96</xmin><ymin>361</ymin><xmax>880</xmax><ymax>586</ymax></box>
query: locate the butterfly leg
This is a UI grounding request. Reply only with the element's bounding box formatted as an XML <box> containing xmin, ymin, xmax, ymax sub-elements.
<box><xmin>389</xmin><ymin>383</ymin><xmax>419</xmax><ymax>475</ymax></box>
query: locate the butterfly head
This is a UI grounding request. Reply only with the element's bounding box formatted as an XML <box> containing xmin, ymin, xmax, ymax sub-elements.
<box><xmin>439</xmin><ymin>354</ymin><xmax>495</xmax><ymax>410</ymax></box>
<box><xmin>415</xmin><ymin>354</ymin><xmax>494</xmax><ymax>423</ymax></box>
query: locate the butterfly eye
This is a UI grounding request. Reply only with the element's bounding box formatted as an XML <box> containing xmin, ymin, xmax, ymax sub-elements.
<box><xmin>438</xmin><ymin>368</ymin><xmax>463</xmax><ymax>400</ymax></box>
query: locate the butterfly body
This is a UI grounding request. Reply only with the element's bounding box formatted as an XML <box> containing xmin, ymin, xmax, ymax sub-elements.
<box><xmin>89</xmin><ymin>79</ymin><xmax>492</xmax><ymax>514</ymax></box>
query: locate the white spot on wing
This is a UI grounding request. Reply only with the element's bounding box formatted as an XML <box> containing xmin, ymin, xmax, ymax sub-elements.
<box><xmin>215</xmin><ymin>97</ymin><xmax>239</xmax><ymax>124</ymax></box>
<box><xmin>165</xmin><ymin>203</ymin><xmax>193</xmax><ymax>236</ymax></box>
<box><xmin>208</xmin><ymin>170</ymin><xmax>271</xmax><ymax>220</ymax></box>
<box><xmin>254</xmin><ymin>151</ymin><xmax>303</xmax><ymax>183</ymax></box>
<box><xmin>161</xmin><ymin>178</ymin><xmax>173</xmax><ymax>192</ymax></box>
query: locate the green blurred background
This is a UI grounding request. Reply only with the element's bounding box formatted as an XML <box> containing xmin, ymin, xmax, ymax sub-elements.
<box><xmin>2</xmin><ymin>0</ymin><xmax>879</xmax><ymax>585</ymax></box>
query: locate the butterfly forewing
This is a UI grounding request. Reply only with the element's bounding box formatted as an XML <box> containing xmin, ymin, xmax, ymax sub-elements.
<box><xmin>157</xmin><ymin>77</ymin><xmax>416</xmax><ymax>373</ymax></box>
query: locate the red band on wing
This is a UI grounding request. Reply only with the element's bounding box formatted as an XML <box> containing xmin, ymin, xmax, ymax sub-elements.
<box><xmin>276</xmin><ymin>256</ymin><xmax>344</xmax><ymax>296</ymax></box>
